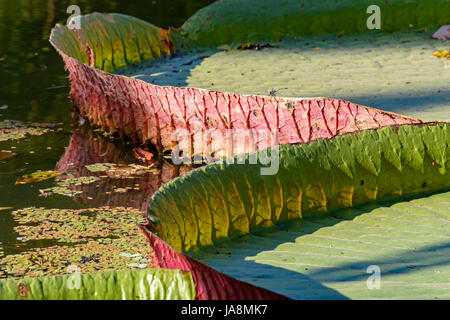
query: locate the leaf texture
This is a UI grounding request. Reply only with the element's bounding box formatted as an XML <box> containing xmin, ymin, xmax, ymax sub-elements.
<box><xmin>148</xmin><ymin>123</ymin><xmax>450</xmax><ymax>252</ymax></box>
<box><xmin>0</xmin><ymin>268</ymin><xmax>196</xmax><ymax>300</ymax></box>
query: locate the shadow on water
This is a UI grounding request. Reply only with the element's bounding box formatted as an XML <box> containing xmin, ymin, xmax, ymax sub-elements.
<box><xmin>336</xmin><ymin>90</ymin><xmax>450</xmax><ymax>117</ymax></box>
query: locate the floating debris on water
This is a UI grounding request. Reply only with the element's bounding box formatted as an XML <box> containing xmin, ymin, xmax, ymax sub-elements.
<box><xmin>15</xmin><ymin>170</ymin><xmax>63</xmax><ymax>185</ymax></box>
<box><xmin>0</xmin><ymin>207</ymin><xmax>151</xmax><ymax>279</ymax></box>
<box><xmin>105</xmin><ymin>164</ymin><xmax>159</xmax><ymax>179</ymax></box>
<box><xmin>133</xmin><ymin>147</ymin><xmax>153</xmax><ymax>163</ymax></box>
<box><xmin>39</xmin><ymin>175</ymin><xmax>100</xmax><ymax>197</ymax></box>
<box><xmin>85</xmin><ymin>163</ymin><xmax>117</xmax><ymax>173</ymax></box>
<box><xmin>433</xmin><ymin>49</ymin><xmax>450</xmax><ymax>59</ymax></box>
<box><xmin>431</xmin><ymin>25</ymin><xmax>450</xmax><ymax>40</ymax></box>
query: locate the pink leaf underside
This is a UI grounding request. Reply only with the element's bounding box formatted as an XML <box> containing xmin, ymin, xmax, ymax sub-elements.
<box><xmin>139</xmin><ymin>223</ymin><xmax>289</xmax><ymax>300</ymax></box>
<box><xmin>56</xmin><ymin>36</ymin><xmax>419</xmax><ymax>299</ymax></box>
<box><xmin>59</xmin><ymin>52</ymin><xmax>420</xmax><ymax>158</ymax></box>
<box><xmin>55</xmin><ymin>130</ymin><xmax>192</xmax><ymax>211</ymax></box>
<box><xmin>431</xmin><ymin>25</ymin><xmax>450</xmax><ymax>40</ymax></box>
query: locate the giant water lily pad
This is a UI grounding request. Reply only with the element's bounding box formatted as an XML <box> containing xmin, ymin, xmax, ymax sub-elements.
<box><xmin>149</xmin><ymin>123</ymin><xmax>450</xmax><ymax>252</ymax></box>
<box><xmin>50</xmin><ymin>8</ymin><xmax>428</xmax><ymax>158</ymax></box>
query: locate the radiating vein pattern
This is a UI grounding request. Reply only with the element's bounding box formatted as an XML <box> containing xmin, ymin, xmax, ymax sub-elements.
<box><xmin>149</xmin><ymin>123</ymin><xmax>450</xmax><ymax>252</ymax></box>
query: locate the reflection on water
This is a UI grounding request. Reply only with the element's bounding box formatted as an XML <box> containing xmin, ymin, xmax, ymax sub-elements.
<box><xmin>0</xmin><ymin>120</ymin><xmax>193</xmax><ymax>257</ymax></box>
<box><xmin>0</xmin><ymin>0</ymin><xmax>213</xmax><ymax>256</ymax></box>
<box><xmin>56</xmin><ymin>124</ymin><xmax>193</xmax><ymax>212</ymax></box>
<box><xmin>0</xmin><ymin>0</ymin><xmax>214</xmax><ymax>124</ymax></box>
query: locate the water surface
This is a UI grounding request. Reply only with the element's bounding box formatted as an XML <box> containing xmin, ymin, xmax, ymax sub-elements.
<box><xmin>0</xmin><ymin>0</ymin><xmax>212</xmax><ymax>257</ymax></box>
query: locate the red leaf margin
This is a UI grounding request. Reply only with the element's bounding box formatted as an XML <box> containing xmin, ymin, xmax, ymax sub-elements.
<box><xmin>138</xmin><ymin>222</ymin><xmax>290</xmax><ymax>300</ymax></box>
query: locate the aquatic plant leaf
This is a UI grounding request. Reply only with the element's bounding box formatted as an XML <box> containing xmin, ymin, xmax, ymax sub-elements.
<box><xmin>433</xmin><ymin>49</ymin><xmax>450</xmax><ymax>59</ymax></box>
<box><xmin>49</xmin><ymin>13</ymin><xmax>177</xmax><ymax>72</ymax></box>
<box><xmin>144</xmin><ymin>123</ymin><xmax>450</xmax><ymax>299</ymax></box>
<box><xmin>0</xmin><ymin>268</ymin><xmax>196</xmax><ymax>300</ymax></box>
<box><xmin>188</xmin><ymin>190</ymin><xmax>450</xmax><ymax>299</ymax></box>
<box><xmin>15</xmin><ymin>171</ymin><xmax>63</xmax><ymax>185</ymax></box>
<box><xmin>148</xmin><ymin>123</ymin><xmax>450</xmax><ymax>253</ymax></box>
<box><xmin>85</xmin><ymin>163</ymin><xmax>116</xmax><ymax>173</ymax></box>
<box><xmin>0</xmin><ymin>151</ymin><xmax>13</xmax><ymax>160</ymax></box>
<box><xmin>182</xmin><ymin>0</ymin><xmax>449</xmax><ymax>46</ymax></box>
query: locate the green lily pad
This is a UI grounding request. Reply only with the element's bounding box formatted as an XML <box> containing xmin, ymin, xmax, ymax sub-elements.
<box><xmin>0</xmin><ymin>151</ymin><xmax>13</xmax><ymax>160</ymax></box>
<box><xmin>148</xmin><ymin>123</ymin><xmax>450</xmax><ymax>299</ymax></box>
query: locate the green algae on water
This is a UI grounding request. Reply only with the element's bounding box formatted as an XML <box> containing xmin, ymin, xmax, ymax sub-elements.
<box><xmin>0</xmin><ymin>207</ymin><xmax>151</xmax><ymax>280</ymax></box>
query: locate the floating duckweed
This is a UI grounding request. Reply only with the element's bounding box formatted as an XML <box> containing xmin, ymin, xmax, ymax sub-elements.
<box><xmin>0</xmin><ymin>120</ymin><xmax>60</xmax><ymax>142</ymax></box>
<box><xmin>39</xmin><ymin>186</ymin><xmax>83</xmax><ymax>197</ymax></box>
<box><xmin>0</xmin><ymin>207</ymin><xmax>152</xmax><ymax>280</ymax></box>
<box><xmin>16</xmin><ymin>171</ymin><xmax>63</xmax><ymax>185</ymax></box>
<box><xmin>106</xmin><ymin>164</ymin><xmax>159</xmax><ymax>178</ymax></box>
<box><xmin>85</xmin><ymin>163</ymin><xmax>117</xmax><ymax>173</ymax></box>
<box><xmin>39</xmin><ymin>176</ymin><xmax>101</xmax><ymax>197</ymax></box>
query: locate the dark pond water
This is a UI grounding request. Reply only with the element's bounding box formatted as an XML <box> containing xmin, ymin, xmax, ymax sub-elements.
<box><xmin>0</xmin><ymin>0</ymin><xmax>213</xmax><ymax>255</ymax></box>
